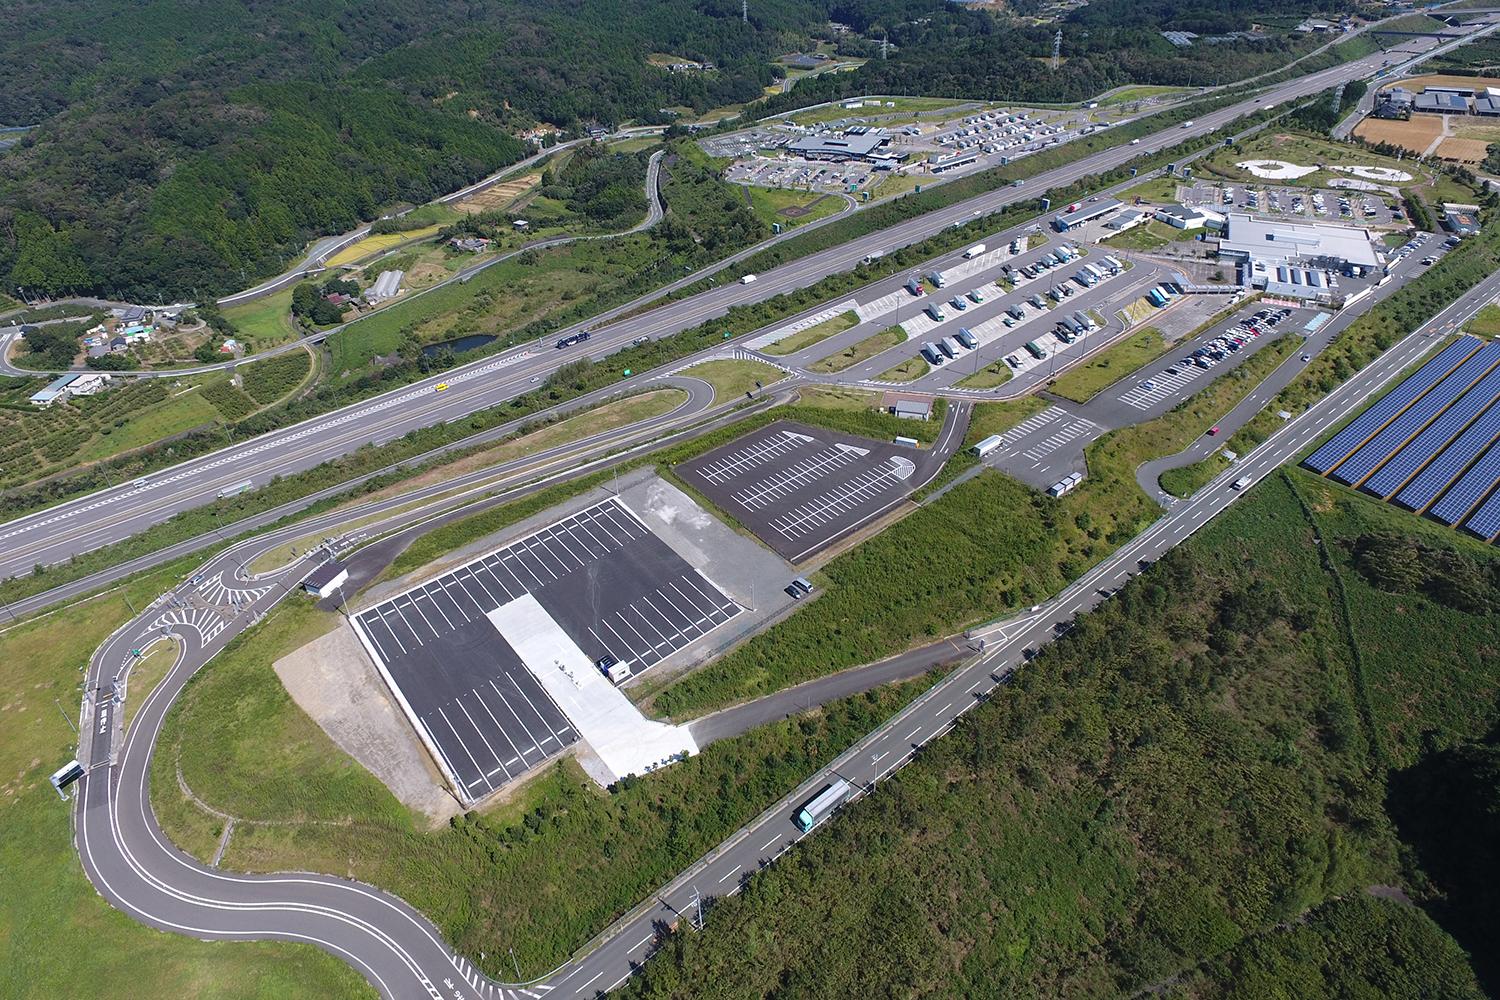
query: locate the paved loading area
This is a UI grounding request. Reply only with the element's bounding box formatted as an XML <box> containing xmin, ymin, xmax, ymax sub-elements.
<box><xmin>678</xmin><ymin>417</ymin><xmax>963</xmax><ymax>562</ymax></box>
<box><xmin>349</xmin><ymin>496</ymin><xmax>743</xmax><ymax>802</ymax></box>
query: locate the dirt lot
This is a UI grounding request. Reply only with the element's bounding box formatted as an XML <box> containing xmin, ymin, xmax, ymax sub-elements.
<box><xmin>1388</xmin><ymin>73</ymin><xmax>1500</xmax><ymax>93</ymax></box>
<box><xmin>1354</xmin><ymin>115</ymin><xmax>1443</xmax><ymax>156</ymax></box>
<box><xmin>454</xmin><ymin>172</ymin><xmax>540</xmax><ymax>214</ymax></box>
<box><xmin>1437</xmin><ymin>137</ymin><xmax>1489</xmax><ymax>163</ymax></box>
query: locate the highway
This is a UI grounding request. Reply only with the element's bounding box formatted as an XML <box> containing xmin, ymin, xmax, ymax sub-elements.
<box><xmin>1</xmin><ymin>36</ymin><xmax>1455</xmax><ymax>586</ymax></box>
<box><xmin>68</xmin><ymin>254</ymin><xmax>1500</xmax><ymax>999</ymax></box>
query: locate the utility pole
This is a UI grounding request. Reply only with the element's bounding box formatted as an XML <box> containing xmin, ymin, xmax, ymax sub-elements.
<box><xmin>509</xmin><ymin>947</ymin><xmax>521</xmax><ymax>982</ymax></box>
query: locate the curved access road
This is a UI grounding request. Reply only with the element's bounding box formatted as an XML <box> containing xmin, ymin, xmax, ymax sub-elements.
<box><xmin>0</xmin><ymin>37</ymin><xmax>1465</xmax><ymax>583</ymax></box>
<box><xmin>70</xmin><ymin>258</ymin><xmax>1500</xmax><ymax>1000</ymax></box>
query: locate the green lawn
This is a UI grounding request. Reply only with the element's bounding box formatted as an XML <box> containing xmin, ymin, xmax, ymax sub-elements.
<box><xmin>876</xmin><ymin>356</ymin><xmax>929</xmax><ymax>382</ymax></box>
<box><xmin>761</xmin><ymin>310</ymin><xmax>859</xmax><ymax>356</ymax></box>
<box><xmin>677</xmin><ymin>358</ymin><xmax>784</xmax><ymax>401</ymax></box>
<box><xmin>1097</xmin><ymin>84</ymin><xmax>1195</xmax><ymax>106</ymax></box>
<box><xmin>1159</xmin><ymin>450</ymin><xmax>1234</xmax><ymax>498</ymax></box>
<box><xmin>1101</xmin><ymin>220</ymin><xmax>1201</xmax><ymax>252</ymax></box>
<box><xmin>808</xmin><ymin>326</ymin><xmax>904</xmax><ymax>373</ymax></box>
<box><xmin>1118</xmin><ymin>176</ymin><xmax>1182</xmax><ymax>203</ymax></box>
<box><xmin>955</xmin><ymin>360</ymin><xmax>1013</xmax><ymax>389</ymax></box>
<box><xmin>221</xmin><ymin>288</ymin><xmax>301</xmax><ymax>349</ymax></box>
<box><xmin>743</xmin><ymin>186</ymin><xmax>847</xmax><ymax>230</ymax></box>
<box><xmin>1050</xmin><ymin>327</ymin><xmax>1169</xmax><ymax>403</ymax></box>
<box><xmin>69</xmin><ymin>387</ymin><xmax>223</xmax><ymax>465</ymax></box>
<box><xmin>784</xmin><ymin>96</ymin><xmax>977</xmax><ymax>126</ymax></box>
<box><xmin>0</xmin><ymin>560</ymin><xmax>374</xmax><ymax>1000</ymax></box>
<box><xmin>1468</xmin><ymin>304</ymin><xmax>1500</xmax><ymax>336</ymax></box>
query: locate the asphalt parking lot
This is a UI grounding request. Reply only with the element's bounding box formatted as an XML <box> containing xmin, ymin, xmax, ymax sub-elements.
<box><xmin>679</xmin><ymin>418</ymin><xmax>961</xmax><ymax>562</ymax></box>
<box><xmin>350</xmin><ymin>497</ymin><xmax>743</xmax><ymax>802</ymax></box>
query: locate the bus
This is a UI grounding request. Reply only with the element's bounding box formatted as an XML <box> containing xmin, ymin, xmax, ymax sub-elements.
<box><xmin>556</xmin><ymin>330</ymin><xmax>592</xmax><ymax>349</ymax></box>
<box><xmin>794</xmin><ymin>778</ymin><xmax>852</xmax><ymax>832</ymax></box>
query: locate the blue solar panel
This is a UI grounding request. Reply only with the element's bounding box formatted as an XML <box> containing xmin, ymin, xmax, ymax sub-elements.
<box><xmin>1330</xmin><ymin>344</ymin><xmax>1500</xmax><ymax>487</ymax></box>
<box><xmin>1463</xmin><ymin>484</ymin><xmax>1500</xmax><ymax>540</ymax></box>
<box><xmin>1361</xmin><ymin>348</ymin><xmax>1500</xmax><ymax>497</ymax></box>
<box><xmin>1303</xmin><ymin>337</ymin><xmax>1482</xmax><ymax>475</ymax></box>
<box><xmin>1428</xmin><ymin>442</ymin><xmax>1500</xmax><ymax>526</ymax></box>
<box><xmin>1394</xmin><ymin>403</ymin><xmax>1500</xmax><ymax>512</ymax></box>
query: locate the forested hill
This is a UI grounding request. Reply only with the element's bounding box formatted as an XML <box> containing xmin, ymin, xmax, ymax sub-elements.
<box><xmin>0</xmin><ymin>0</ymin><xmax>1353</xmax><ymax>302</ymax></box>
<box><xmin>0</xmin><ymin>0</ymin><xmax>825</xmax><ymax>301</ymax></box>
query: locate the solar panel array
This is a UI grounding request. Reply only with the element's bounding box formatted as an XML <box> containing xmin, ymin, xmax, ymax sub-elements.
<box><xmin>1391</xmin><ymin>386</ymin><xmax>1500</xmax><ymax>512</ymax></box>
<box><xmin>1303</xmin><ymin>333</ymin><xmax>1500</xmax><ymax>541</ymax></box>
<box><xmin>1303</xmin><ymin>337</ymin><xmax>1480</xmax><ymax>475</ymax></box>
<box><xmin>1330</xmin><ymin>343</ymin><xmax>1500</xmax><ymax>488</ymax></box>
<box><xmin>1429</xmin><ymin>445</ymin><xmax>1500</xmax><ymax>528</ymax></box>
<box><xmin>1464</xmin><ymin>486</ymin><xmax>1500</xmax><ymax>541</ymax></box>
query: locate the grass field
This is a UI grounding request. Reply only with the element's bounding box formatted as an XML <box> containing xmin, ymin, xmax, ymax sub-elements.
<box><xmin>325</xmin><ymin>225</ymin><xmax>443</xmax><ymax>268</ymax></box>
<box><xmin>246</xmin><ymin>388</ymin><xmax>688</xmax><ymax>573</ymax></box>
<box><xmin>0</xmin><ymin>379</ymin><xmax>226</xmax><ymax>490</ymax></box>
<box><xmin>1468</xmin><ymin>304</ymin><xmax>1500</xmax><ymax>336</ymax></box>
<box><xmin>783</xmin><ymin>96</ymin><xmax>978</xmax><ymax>127</ymax></box>
<box><xmin>677</xmin><ymin>358</ymin><xmax>784</xmax><ymax>400</ymax></box>
<box><xmin>1101</xmin><ymin>220</ymin><xmax>1200</xmax><ymax>252</ymax></box>
<box><xmin>1050</xmin><ymin>327</ymin><xmax>1169</xmax><ymax>403</ymax></box>
<box><xmin>955</xmin><ymin>360</ymin><xmax>1013</xmax><ymax>389</ymax></box>
<box><xmin>1096</xmin><ymin>84</ymin><xmax>1195</xmax><ymax>106</ymax></box>
<box><xmin>761</xmin><ymin>310</ymin><xmax>858</xmax><ymax>356</ymax></box>
<box><xmin>875</xmin><ymin>356</ymin><xmax>929</xmax><ymax>382</ymax></box>
<box><xmin>808</xmin><ymin>326</ymin><xmax>903</xmax><ymax>373</ymax></box>
<box><xmin>120</xmin><ymin>641</ymin><xmax>178</xmax><ymax>733</ymax></box>
<box><xmin>221</xmin><ymin>288</ymin><xmax>301</xmax><ymax>348</ymax></box>
<box><xmin>743</xmin><ymin>186</ymin><xmax>847</xmax><ymax>230</ymax></box>
<box><xmin>0</xmin><ymin>561</ymin><xmax>373</xmax><ymax>999</ymax></box>
<box><xmin>1159</xmin><ymin>450</ymin><xmax>1234</xmax><ymax>498</ymax></box>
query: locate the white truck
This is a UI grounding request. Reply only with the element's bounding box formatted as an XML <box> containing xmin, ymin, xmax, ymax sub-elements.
<box><xmin>963</xmin><ymin>243</ymin><xmax>987</xmax><ymax>259</ymax></box>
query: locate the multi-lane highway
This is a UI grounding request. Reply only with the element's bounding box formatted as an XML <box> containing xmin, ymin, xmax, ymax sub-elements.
<box><xmin>3</xmin><ymin>34</ymin><xmax>1464</xmax><ymax>586</ymax></box>
<box><xmin>70</xmin><ymin>251</ymin><xmax>1500</xmax><ymax>999</ymax></box>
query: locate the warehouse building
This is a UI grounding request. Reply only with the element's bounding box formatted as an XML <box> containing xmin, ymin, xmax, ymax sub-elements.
<box><xmin>1052</xmin><ymin>198</ymin><xmax>1123</xmax><ymax>231</ymax></box>
<box><xmin>1216</xmin><ymin>213</ymin><xmax>1380</xmax><ymax>272</ymax></box>
<box><xmin>1414</xmin><ymin>91</ymin><xmax>1470</xmax><ymax>114</ymax></box>
<box><xmin>786</xmin><ymin>132</ymin><xmax>890</xmax><ymax>162</ymax></box>
<box><xmin>1153</xmin><ymin>203</ymin><xmax>1224</xmax><ymax>230</ymax></box>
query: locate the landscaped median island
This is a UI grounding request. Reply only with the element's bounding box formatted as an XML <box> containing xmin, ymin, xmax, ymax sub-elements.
<box><xmin>0</xmin><ymin>557</ymin><xmax>375</xmax><ymax>1000</ymax></box>
<box><xmin>759</xmin><ymin>310</ymin><xmax>858</xmax><ymax>356</ymax></box>
<box><xmin>808</xmin><ymin>326</ymin><xmax>904</xmax><ymax>373</ymax></box>
<box><xmin>1049</xmin><ymin>326</ymin><xmax>1169</xmax><ymax>403</ymax></box>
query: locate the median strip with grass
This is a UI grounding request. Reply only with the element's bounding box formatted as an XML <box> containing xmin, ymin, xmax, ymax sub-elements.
<box><xmin>809</xmin><ymin>326</ymin><xmax>904</xmax><ymax>373</ymax></box>
<box><xmin>1050</xmin><ymin>326</ymin><xmax>1169</xmax><ymax>403</ymax></box>
<box><xmin>876</xmin><ymin>356</ymin><xmax>929</xmax><ymax>382</ymax></box>
<box><xmin>761</xmin><ymin>310</ymin><xmax>858</xmax><ymax>356</ymax></box>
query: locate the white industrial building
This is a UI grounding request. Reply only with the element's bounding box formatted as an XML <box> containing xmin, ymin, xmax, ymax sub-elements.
<box><xmin>1217</xmin><ymin>213</ymin><xmax>1380</xmax><ymax>303</ymax></box>
<box><xmin>1154</xmin><ymin>203</ymin><xmax>1224</xmax><ymax>230</ymax></box>
<box><xmin>1216</xmin><ymin>213</ymin><xmax>1379</xmax><ymax>271</ymax></box>
<box><xmin>303</xmin><ymin>561</ymin><xmax>349</xmax><ymax>599</ymax></box>
<box><xmin>786</xmin><ymin>132</ymin><xmax>890</xmax><ymax>162</ymax></box>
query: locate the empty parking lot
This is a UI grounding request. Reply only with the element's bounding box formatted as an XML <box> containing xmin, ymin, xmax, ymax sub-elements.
<box><xmin>679</xmin><ymin>418</ymin><xmax>963</xmax><ymax>561</ymax></box>
<box><xmin>350</xmin><ymin>497</ymin><xmax>742</xmax><ymax>802</ymax></box>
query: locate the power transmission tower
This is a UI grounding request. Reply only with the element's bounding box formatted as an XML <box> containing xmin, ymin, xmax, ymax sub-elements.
<box><xmin>1051</xmin><ymin>30</ymin><xmax>1062</xmax><ymax>70</ymax></box>
<box><xmin>882</xmin><ymin>32</ymin><xmax>889</xmax><ymax>60</ymax></box>
<box><xmin>742</xmin><ymin>0</ymin><xmax>748</xmax><ymax>24</ymax></box>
